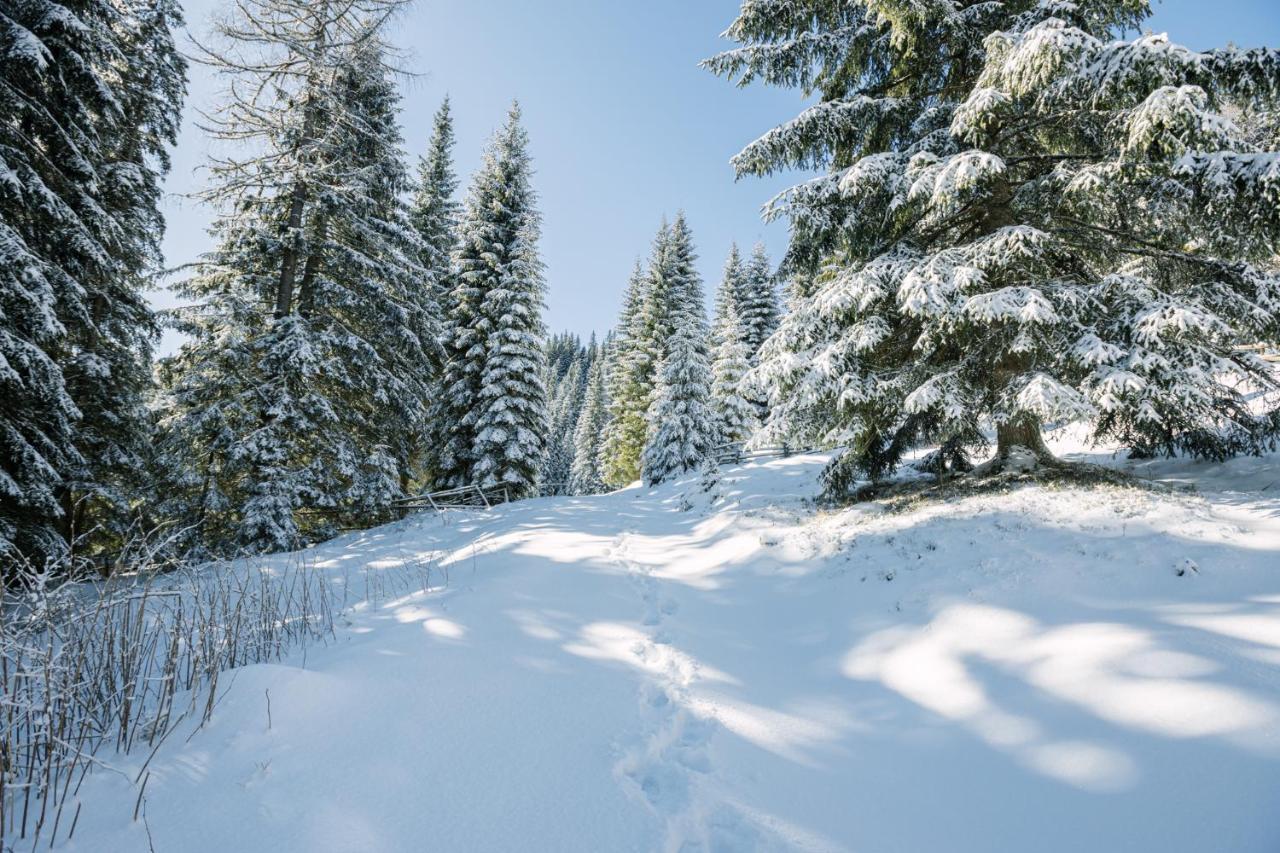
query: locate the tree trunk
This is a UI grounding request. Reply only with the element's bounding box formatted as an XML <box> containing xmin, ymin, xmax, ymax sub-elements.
<box><xmin>273</xmin><ymin>17</ymin><xmax>326</xmax><ymax>319</ymax></box>
<box><xmin>996</xmin><ymin>418</ymin><xmax>1051</xmax><ymax>460</ymax></box>
<box><xmin>297</xmin><ymin>213</ymin><xmax>328</xmax><ymax>318</ymax></box>
<box><xmin>274</xmin><ymin>184</ymin><xmax>307</xmax><ymax>318</ymax></box>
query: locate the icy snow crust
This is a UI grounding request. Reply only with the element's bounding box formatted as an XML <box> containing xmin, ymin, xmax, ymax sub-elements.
<box><xmin>67</xmin><ymin>438</ymin><xmax>1280</xmax><ymax>852</ymax></box>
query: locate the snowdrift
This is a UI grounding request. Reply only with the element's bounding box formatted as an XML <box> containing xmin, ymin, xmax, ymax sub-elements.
<box><xmin>59</xmin><ymin>439</ymin><xmax>1280</xmax><ymax>852</ymax></box>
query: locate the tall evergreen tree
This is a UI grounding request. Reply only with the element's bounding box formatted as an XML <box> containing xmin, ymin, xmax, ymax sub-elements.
<box><xmin>159</xmin><ymin>7</ymin><xmax>429</xmax><ymax>554</ymax></box>
<box><xmin>641</xmin><ymin>214</ymin><xmax>716</xmax><ymax>484</ymax></box>
<box><xmin>410</xmin><ymin>97</ymin><xmax>461</xmax><ymax>488</ymax></box>
<box><xmin>0</xmin><ymin>0</ymin><xmax>185</xmax><ymax>570</ymax></box>
<box><xmin>643</xmin><ymin>318</ymin><xmax>716</xmax><ymax>486</ymax></box>
<box><xmin>540</xmin><ymin>340</ymin><xmax>590</xmax><ymax>493</ymax></box>
<box><xmin>411</xmin><ymin>96</ymin><xmax>461</xmax><ymax>309</ymax></box>
<box><xmin>571</xmin><ymin>344</ymin><xmax>610</xmax><ymax>495</ymax></box>
<box><xmin>711</xmin><ymin>299</ymin><xmax>757</xmax><ymax>446</ymax></box>
<box><xmin>738</xmin><ymin>242</ymin><xmax>780</xmax><ymax>361</ymax></box>
<box><xmin>711</xmin><ymin>243</ymin><xmax>746</xmax><ymax>348</ymax></box>
<box><xmin>438</xmin><ymin>103</ymin><xmax>548</xmax><ymax>498</ymax></box>
<box><xmin>601</xmin><ymin>256</ymin><xmax>658</xmax><ymax>486</ymax></box>
<box><xmin>637</xmin><ymin>213</ymin><xmax>702</xmax><ymax>379</ymax></box>
<box><xmin>708</xmin><ymin>0</ymin><xmax>1280</xmax><ymax>493</ymax></box>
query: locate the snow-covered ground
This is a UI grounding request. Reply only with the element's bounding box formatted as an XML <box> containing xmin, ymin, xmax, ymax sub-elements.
<box><xmin>63</xmin><ymin>437</ymin><xmax>1280</xmax><ymax>852</ymax></box>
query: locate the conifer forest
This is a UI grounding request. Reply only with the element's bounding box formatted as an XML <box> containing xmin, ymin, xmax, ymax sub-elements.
<box><xmin>2</xmin><ymin>1</ymin><xmax>1279</xmax><ymax>851</ymax></box>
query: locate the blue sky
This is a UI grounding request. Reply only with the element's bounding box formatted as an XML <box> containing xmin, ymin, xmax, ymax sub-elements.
<box><xmin>154</xmin><ymin>0</ymin><xmax>1280</xmax><ymax>352</ymax></box>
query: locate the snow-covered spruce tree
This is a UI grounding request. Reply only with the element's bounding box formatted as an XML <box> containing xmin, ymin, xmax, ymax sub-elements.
<box><xmin>708</xmin><ymin>1</ymin><xmax>1280</xmax><ymax>493</ymax></box>
<box><xmin>445</xmin><ymin>103</ymin><xmax>548</xmax><ymax>499</ymax></box>
<box><xmin>314</xmin><ymin>40</ymin><xmax>435</xmax><ymax>511</ymax></box>
<box><xmin>739</xmin><ymin>242</ymin><xmax>780</xmax><ymax>361</ymax></box>
<box><xmin>641</xmin><ymin>215</ymin><xmax>717</xmax><ymax>485</ymax></box>
<box><xmin>544</xmin><ymin>331</ymin><xmax>583</xmax><ymax>381</ymax></box>
<box><xmin>601</xmin><ymin>258</ymin><xmax>656</xmax><ymax>486</ymax></box>
<box><xmin>411</xmin><ymin>96</ymin><xmax>461</xmax><ymax>310</ymax></box>
<box><xmin>67</xmin><ymin>0</ymin><xmax>187</xmax><ymax>564</ymax></box>
<box><xmin>604</xmin><ymin>214</ymin><xmax>711</xmax><ymax>486</ymax></box>
<box><xmin>709</xmin><ymin>242</ymin><xmax>768</xmax><ymax>440</ymax></box>
<box><xmin>734</xmin><ymin>242</ymin><xmax>780</xmax><ymax>428</ymax></box>
<box><xmin>0</xmin><ymin>0</ymin><xmax>185</xmax><ymax>571</ymax></box>
<box><xmin>642</xmin><ymin>317</ymin><xmax>717</xmax><ymax>487</ymax></box>
<box><xmin>711</xmin><ymin>243</ymin><xmax>747</xmax><ymax>349</ymax></box>
<box><xmin>571</xmin><ymin>343</ymin><xmax>610</xmax><ymax>494</ymax></box>
<box><xmin>540</xmin><ymin>339</ymin><xmax>589</xmax><ymax>493</ymax></box>
<box><xmin>159</xmin><ymin>5</ymin><xmax>429</xmax><ymax>554</ymax></box>
<box><xmin>405</xmin><ymin>97</ymin><xmax>459</xmax><ymax>487</ymax></box>
<box><xmin>711</xmin><ymin>299</ymin><xmax>758</xmax><ymax>446</ymax></box>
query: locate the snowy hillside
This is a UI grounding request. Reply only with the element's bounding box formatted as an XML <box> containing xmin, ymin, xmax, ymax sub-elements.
<box><xmin>62</xmin><ymin>441</ymin><xmax>1280</xmax><ymax>852</ymax></box>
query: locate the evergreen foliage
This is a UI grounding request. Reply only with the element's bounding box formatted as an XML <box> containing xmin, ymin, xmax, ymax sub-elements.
<box><xmin>411</xmin><ymin>96</ymin><xmax>461</xmax><ymax>309</ymax></box>
<box><xmin>601</xmin><ymin>259</ymin><xmax>655</xmax><ymax>487</ymax></box>
<box><xmin>158</xmin><ymin>4</ymin><xmax>430</xmax><ymax>554</ymax></box>
<box><xmin>642</xmin><ymin>318</ymin><xmax>717</xmax><ymax>486</ymax></box>
<box><xmin>410</xmin><ymin>97</ymin><xmax>462</xmax><ymax>490</ymax></box>
<box><xmin>708</xmin><ymin>0</ymin><xmax>1280</xmax><ymax>491</ymax></box>
<box><xmin>711</xmin><ymin>243</ymin><xmax>747</xmax><ymax>349</ymax></box>
<box><xmin>571</xmin><ymin>343</ymin><xmax>611</xmax><ymax>495</ymax></box>
<box><xmin>641</xmin><ymin>215</ymin><xmax>717</xmax><ymax>485</ymax></box>
<box><xmin>738</xmin><ymin>242</ymin><xmax>780</xmax><ymax>360</ymax></box>
<box><xmin>711</xmin><ymin>298</ymin><xmax>758</xmax><ymax>446</ymax></box>
<box><xmin>540</xmin><ymin>335</ymin><xmax>592</xmax><ymax>493</ymax></box>
<box><xmin>0</xmin><ymin>0</ymin><xmax>185</xmax><ymax>570</ymax></box>
<box><xmin>438</xmin><ymin>103</ymin><xmax>548</xmax><ymax>498</ymax></box>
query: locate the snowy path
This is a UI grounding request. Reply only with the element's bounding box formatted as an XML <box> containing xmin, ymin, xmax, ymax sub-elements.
<box><xmin>63</xmin><ymin>449</ymin><xmax>1280</xmax><ymax>852</ymax></box>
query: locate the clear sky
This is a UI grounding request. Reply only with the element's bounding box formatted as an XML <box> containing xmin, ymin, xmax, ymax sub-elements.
<box><xmin>153</xmin><ymin>0</ymin><xmax>1280</xmax><ymax>354</ymax></box>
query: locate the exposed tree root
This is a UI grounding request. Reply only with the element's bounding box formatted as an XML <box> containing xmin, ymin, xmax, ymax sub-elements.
<box><xmin>847</xmin><ymin>445</ymin><xmax>1179</xmax><ymax>511</ymax></box>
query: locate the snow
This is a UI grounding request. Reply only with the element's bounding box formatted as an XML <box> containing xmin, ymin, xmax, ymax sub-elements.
<box><xmin>61</xmin><ymin>438</ymin><xmax>1280</xmax><ymax>852</ymax></box>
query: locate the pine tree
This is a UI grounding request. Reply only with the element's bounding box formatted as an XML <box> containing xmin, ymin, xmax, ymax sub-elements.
<box><xmin>734</xmin><ymin>242</ymin><xmax>780</xmax><ymax>427</ymax></box>
<box><xmin>711</xmin><ymin>243</ymin><xmax>746</xmax><ymax>349</ymax></box>
<box><xmin>738</xmin><ymin>243</ymin><xmax>780</xmax><ymax>360</ymax></box>
<box><xmin>643</xmin><ymin>318</ymin><xmax>716</xmax><ymax>486</ymax></box>
<box><xmin>444</xmin><ymin>103</ymin><xmax>548</xmax><ymax>499</ymax></box>
<box><xmin>411</xmin><ymin>97</ymin><xmax>460</xmax><ymax>488</ymax></box>
<box><xmin>641</xmin><ymin>214</ymin><xmax>716</xmax><ymax>485</ymax></box>
<box><xmin>708</xmin><ymin>1</ymin><xmax>1280</xmax><ymax>493</ymax></box>
<box><xmin>711</xmin><ymin>299</ymin><xmax>757</xmax><ymax>446</ymax></box>
<box><xmin>540</xmin><ymin>340</ymin><xmax>589</xmax><ymax>493</ymax></box>
<box><xmin>0</xmin><ymin>0</ymin><xmax>185</xmax><ymax>570</ymax></box>
<box><xmin>543</xmin><ymin>332</ymin><xmax>584</xmax><ymax>384</ymax></box>
<box><xmin>601</xmin><ymin>258</ymin><xmax>655</xmax><ymax>486</ymax></box>
<box><xmin>638</xmin><ymin>213</ymin><xmax>702</xmax><ymax>382</ymax></box>
<box><xmin>69</xmin><ymin>0</ymin><xmax>187</xmax><ymax>563</ymax></box>
<box><xmin>411</xmin><ymin>96</ymin><xmax>461</xmax><ymax>308</ymax></box>
<box><xmin>571</xmin><ymin>344</ymin><xmax>610</xmax><ymax>495</ymax></box>
<box><xmin>159</xmin><ymin>7</ymin><xmax>429</xmax><ymax>554</ymax></box>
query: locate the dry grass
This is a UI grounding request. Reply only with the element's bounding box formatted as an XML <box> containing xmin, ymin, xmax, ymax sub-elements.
<box><xmin>0</xmin><ymin>525</ymin><xmax>435</xmax><ymax>851</ymax></box>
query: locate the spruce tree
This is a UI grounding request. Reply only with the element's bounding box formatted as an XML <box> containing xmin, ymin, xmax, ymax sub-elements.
<box><xmin>411</xmin><ymin>96</ymin><xmax>461</xmax><ymax>309</ymax></box>
<box><xmin>540</xmin><ymin>341</ymin><xmax>589</xmax><ymax>493</ymax></box>
<box><xmin>601</xmin><ymin>258</ymin><xmax>656</xmax><ymax>486</ymax></box>
<box><xmin>711</xmin><ymin>299</ymin><xmax>757</xmax><ymax>446</ymax></box>
<box><xmin>711</xmin><ymin>243</ymin><xmax>746</xmax><ymax>349</ymax></box>
<box><xmin>411</xmin><ymin>97</ymin><xmax>460</xmax><ymax>488</ymax></box>
<box><xmin>738</xmin><ymin>243</ymin><xmax>780</xmax><ymax>361</ymax></box>
<box><xmin>643</xmin><ymin>317</ymin><xmax>716</xmax><ymax>486</ymax></box>
<box><xmin>0</xmin><ymin>0</ymin><xmax>185</xmax><ymax>570</ymax></box>
<box><xmin>708</xmin><ymin>1</ymin><xmax>1280</xmax><ymax>492</ymax></box>
<box><xmin>443</xmin><ymin>103</ymin><xmax>548</xmax><ymax>499</ymax></box>
<box><xmin>641</xmin><ymin>214</ymin><xmax>716</xmax><ymax>485</ymax></box>
<box><xmin>159</xmin><ymin>8</ymin><xmax>429</xmax><ymax>553</ymax></box>
<box><xmin>571</xmin><ymin>344</ymin><xmax>610</xmax><ymax>495</ymax></box>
